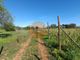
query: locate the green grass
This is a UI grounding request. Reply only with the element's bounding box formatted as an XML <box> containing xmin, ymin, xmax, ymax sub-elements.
<box><xmin>0</xmin><ymin>30</ymin><xmax>29</xmax><ymax>60</ymax></box>
<box><xmin>43</xmin><ymin>28</ymin><xmax>80</xmax><ymax>60</ymax></box>
<box><xmin>0</xmin><ymin>30</ymin><xmax>29</xmax><ymax>44</ymax></box>
<box><xmin>0</xmin><ymin>32</ymin><xmax>17</xmax><ymax>44</ymax></box>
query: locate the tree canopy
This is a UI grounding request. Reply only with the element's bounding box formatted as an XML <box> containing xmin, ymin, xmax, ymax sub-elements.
<box><xmin>0</xmin><ymin>0</ymin><xmax>15</xmax><ymax>31</ymax></box>
<box><xmin>62</xmin><ymin>23</ymin><xmax>76</xmax><ymax>28</ymax></box>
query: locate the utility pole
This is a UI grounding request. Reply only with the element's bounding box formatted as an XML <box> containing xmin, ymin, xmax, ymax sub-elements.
<box><xmin>57</xmin><ymin>16</ymin><xmax>61</xmax><ymax>51</ymax></box>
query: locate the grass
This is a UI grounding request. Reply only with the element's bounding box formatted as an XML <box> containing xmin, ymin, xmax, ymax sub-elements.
<box><xmin>0</xmin><ymin>30</ymin><xmax>29</xmax><ymax>60</ymax></box>
<box><xmin>43</xmin><ymin>28</ymin><xmax>80</xmax><ymax>60</ymax></box>
<box><xmin>0</xmin><ymin>28</ymin><xmax>80</xmax><ymax>60</ymax></box>
<box><xmin>22</xmin><ymin>38</ymin><xmax>39</xmax><ymax>60</ymax></box>
<box><xmin>0</xmin><ymin>32</ymin><xmax>17</xmax><ymax>44</ymax></box>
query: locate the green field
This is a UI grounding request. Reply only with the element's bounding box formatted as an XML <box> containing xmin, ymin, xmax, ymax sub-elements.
<box><xmin>0</xmin><ymin>28</ymin><xmax>80</xmax><ymax>60</ymax></box>
<box><xmin>0</xmin><ymin>30</ymin><xmax>29</xmax><ymax>60</ymax></box>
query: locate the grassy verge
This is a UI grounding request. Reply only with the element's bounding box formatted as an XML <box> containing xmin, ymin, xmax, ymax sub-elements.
<box><xmin>43</xmin><ymin>29</ymin><xmax>80</xmax><ymax>60</ymax></box>
<box><xmin>0</xmin><ymin>30</ymin><xmax>29</xmax><ymax>60</ymax></box>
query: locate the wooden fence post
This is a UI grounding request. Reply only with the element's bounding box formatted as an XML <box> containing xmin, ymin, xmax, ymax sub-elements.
<box><xmin>36</xmin><ymin>26</ymin><xmax>38</xmax><ymax>38</ymax></box>
<box><xmin>16</xmin><ymin>37</ymin><xmax>19</xmax><ymax>43</ymax></box>
<box><xmin>47</xmin><ymin>22</ymin><xmax>50</xmax><ymax>40</ymax></box>
<box><xmin>0</xmin><ymin>46</ymin><xmax>4</xmax><ymax>55</ymax></box>
<box><xmin>57</xmin><ymin>16</ymin><xmax>61</xmax><ymax>51</ymax></box>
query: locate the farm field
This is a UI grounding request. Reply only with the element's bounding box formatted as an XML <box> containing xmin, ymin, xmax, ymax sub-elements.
<box><xmin>43</xmin><ymin>28</ymin><xmax>80</xmax><ymax>60</ymax></box>
<box><xmin>0</xmin><ymin>30</ymin><xmax>29</xmax><ymax>60</ymax></box>
<box><xmin>0</xmin><ymin>28</ymin><xmax>80</xmax><ymax>60</ymax></box>
<box><xmin>0</xmin><ymin>0</ymin><xmax>80</xmax><ymax>60</ymax></box>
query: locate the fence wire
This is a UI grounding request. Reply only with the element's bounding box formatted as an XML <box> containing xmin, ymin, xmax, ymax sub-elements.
<box><xmin>60</xmin><ymin>27</ymin><xmax>80</xmax><ymax>49</ymax></box>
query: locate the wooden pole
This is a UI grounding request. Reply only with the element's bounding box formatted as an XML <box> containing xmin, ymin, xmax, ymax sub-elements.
<box><xmin>36</xmin><ymin>26</ymin><xmax>38</xmax><ymax>38</ymax></box>
<box><xmin>47</xmin><ymin>22</ymin><xmax>50</xmax><ymax>40</ymax></box>
<box><xmin>0</xmin><ymin>46</ymin><xmax>4</xmax><ymax>55</ymax></box>
<box><xmin>57</xmin><ymin>16</ymin><xmax>61</xmax><ymax>51</ymax></box>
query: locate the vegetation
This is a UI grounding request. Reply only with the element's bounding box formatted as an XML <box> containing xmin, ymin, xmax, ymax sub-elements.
<box><xmin>43</xmin><ymin>28</ymin><xmax>80</xmax><ymax>60</ymax></box>
<box><xmin>0</xmin><ymin>0</ymin><xmax>15</xmax><ymax>31</ymax></box>
<box><xmin>49</xmin><ymin>24</ymin><xmax>57</xmax><ymax>28</ymax></box>
<box><xmin>48</xmin><ymin>23</ymin><xmax>80</xmax><ymax>29</ymax></box>
<box><xmin>0</xmin><ymin>30</ymin><xmax>29</xmax><ymax>60</ymax></box>
<box><xmin>0</xmin><ymin>0</ymin><xmax>80</xmax><ymax>60</ymax></box>
<box><xmin>22</xmin><ymin>38</ymin><xmax>39</xmax><ymax>60</ymax></box>
<box><xmin>61</xmin><ymin>23</ymin><xmax>76</xmax><ymax>28</ymax></box>
<box><xmin>23</xmin><ymin>26</ymin><xmax>31</xmax><ymax>30</ymax></box>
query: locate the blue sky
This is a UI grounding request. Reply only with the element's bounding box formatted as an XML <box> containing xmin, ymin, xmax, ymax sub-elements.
<box><xmin>4</xmin><ymin>0</ymin><xmax>80</xmax><ymax>27</ymax></box>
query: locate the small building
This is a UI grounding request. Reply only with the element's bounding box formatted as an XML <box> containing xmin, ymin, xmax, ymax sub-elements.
<box><xmin>31</xmin><ymin>21</ymin><xmax>45</xmax><ymax>28</ymax></box>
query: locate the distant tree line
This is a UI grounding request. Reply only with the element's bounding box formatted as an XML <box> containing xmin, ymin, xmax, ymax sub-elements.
<box><xmin>49</xmin><ymin>24</ymin><xmax>57</xmax><ymax>28</ymax></box>
<box><xmin>61</xmin><ymin>23</ymin><xmax>77</xmax><ymax>28</ymax></box>
<box><xmin>23</xmin><ymin>23</ymin><xmax>80</xmax><ymax>30</ymax></box>
<box><xmin>49</xmin><ymin>23</ymin><xmax>80</xmax><ymax>28</ymax></box>
<box><xmin>23</xmin><ymin>26</ymin><xmax>31</xmax><ymax>30</ymax></box>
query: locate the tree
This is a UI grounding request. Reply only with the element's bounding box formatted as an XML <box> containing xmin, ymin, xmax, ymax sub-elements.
<box><xmin>69</xmin><ymin>23</ymin><xmax>76</xmax><ymax>28</ymax></box>
<box><xmin>3</xmin><ymin>22</ymin><xmax>15</xmax><ymax>31</ymax></box>
<box><xmin>16</xmin><ymin>26</ymin><xmax>22</xmax><ymax>30</ymax></box>
<box><xmin>23</xmin><ymin>26</ymin><xmax>30</xmax><ymax>30</ymax></box>
<box><xmin>50</xmin><ymin>24</ymin><xmax>57</xmax><ymax>28</ymax></box>
<box><xmin>0</xmin><ymin>0</ymin><xmax>3</xmax><ymax>2</ymax></box>
<box><xmin>0</xmin><ymin>0</ymin><xmax>15</xmax><ymax>31</ymax></box>
<box><xmin>61</xmin><ymin>23</ymin><xmax>76</xmax><ymax>28</ymax></box>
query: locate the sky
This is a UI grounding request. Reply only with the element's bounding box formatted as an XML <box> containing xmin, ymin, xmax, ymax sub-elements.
<box><xmin>4</xmin><ymin>0</ymin><xmax>80</xmax><ymax>27</ymax></box>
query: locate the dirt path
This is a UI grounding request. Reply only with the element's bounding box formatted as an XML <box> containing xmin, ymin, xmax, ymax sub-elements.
<box><xmin>13</xmin><ymin>35</ymin><xmax>32</xmax><ymax>60</ymax></box>
<box><xmin>13</xmin><ymin>29</ymin><xmax>48</xmax><ymax>60</ymax></box>
<box><xmin>38</xmin><ymin>38</ymin><xmax>48</xmax><ymax>60</ymax></box>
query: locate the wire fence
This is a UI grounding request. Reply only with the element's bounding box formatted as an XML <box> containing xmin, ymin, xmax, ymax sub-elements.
<box><xmin>60</xmin><ymin>26</ymin><xmax>80</xmax><ymax>49</ymax></box>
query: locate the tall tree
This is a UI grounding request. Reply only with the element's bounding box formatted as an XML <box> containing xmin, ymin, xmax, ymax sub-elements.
<box><xmin>0</xmin><ymin>0</ymin><xmax>15</xmax><ymax>31</ymax></box>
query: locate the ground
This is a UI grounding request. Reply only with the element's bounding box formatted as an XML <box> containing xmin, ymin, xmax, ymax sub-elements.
<box><xmin>0</xmin><ymin>28</ymin><xmax>80</xmax><ymax>60</ymax></box>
